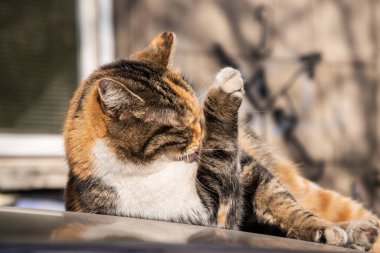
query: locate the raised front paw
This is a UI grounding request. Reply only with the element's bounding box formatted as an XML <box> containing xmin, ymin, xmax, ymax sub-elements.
<box><xmin>346</xmin><ymin>220</ymin><xmax>379</xmax><ymax>251</ymax></box>
<box><xmin>203</xmin><ymin>67</ymin><xmax>244</xmax><ymax>125</ymax></box>
<box><xmin>214</xmin><ymin>67</ymin><xmax>244</xmax><ymax>97</ymax></box>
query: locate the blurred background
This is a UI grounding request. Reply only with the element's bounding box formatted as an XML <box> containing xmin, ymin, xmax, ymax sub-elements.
<box><xmin>0</xmin><ymin>0</ymin><xmax>379</xmax><ymax>214</ymax></box>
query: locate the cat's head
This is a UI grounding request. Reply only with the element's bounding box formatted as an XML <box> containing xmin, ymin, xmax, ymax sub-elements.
<box><xmin>95</xmin><ymin>32</ymin><xmax>202</xmax><ymax>164</ymax></box>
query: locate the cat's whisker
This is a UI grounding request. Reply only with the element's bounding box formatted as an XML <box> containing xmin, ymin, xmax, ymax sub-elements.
<box><xmin>199</xmin><ymin>148</ymin><xmax>238</xmax><ymax>151</ymax></box>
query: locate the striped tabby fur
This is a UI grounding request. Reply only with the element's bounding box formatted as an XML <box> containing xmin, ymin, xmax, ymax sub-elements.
<box><xmin>64</xmin><ymin>32</ymin><xmax>379</xmax><ymax>251</ymax></box>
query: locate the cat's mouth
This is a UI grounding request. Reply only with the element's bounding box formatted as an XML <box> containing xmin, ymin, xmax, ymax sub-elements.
<box><xmin>175</xmin><ymin>150</ymin><xmax>199</xmax><ymax>163</ymax></box>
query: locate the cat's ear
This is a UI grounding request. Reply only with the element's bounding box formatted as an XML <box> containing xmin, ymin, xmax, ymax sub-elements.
<box><xmin>130</xmin><ymin>32</ymin><xmax>176</xmax><ymax>67</ymax></box>
<box><xmin>98</xmin><ymin>78</ymin><xmax>145</xmax><ymax>120</ymax></box>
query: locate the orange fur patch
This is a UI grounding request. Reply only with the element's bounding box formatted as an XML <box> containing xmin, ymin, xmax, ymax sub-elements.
<box><xmin>335</xmin><ymin>201</ymin><xmax>351</xmax><ymax>222</ymax></box>
<box><xmin>187</xmin><ymin>120</ymin><xmax>201</xmax><ymax>151</ymax></box>
<box><xmin>217</xmin><ymin>203</ymin><xmax>228</xmax><ymax>228</ymax></box>
<box><xmin>64</xmin><ymin>82</ymin><xmax>108</xmax><ymax>180</ymax></box>
<box><xmin>164</xmin><ymin>76</ymin><xmax>201</xmax><ymax>119</ymax></box>
<box><xmin>317</xmin><ymin>190</ymin><xmax>333</xmax><ymax>215</ymax></box>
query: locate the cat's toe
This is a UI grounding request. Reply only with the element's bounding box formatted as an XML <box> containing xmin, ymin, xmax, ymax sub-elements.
<box><xmin>322</xmin><ymin>226</ymin><xmax>348</xmax><ymax>247</ymax></box>
<box><xmin>288</xmin><ymin>225</ymin><xmax>347</xmax><ymax>246</ymax></box>
<box><xmin>347</xmin><ymin>220</ymin><xmax>379</xmax><ymax>251</ymax></box>
<box><xmin>215</xmin><ymin>67</ymin><xmax>244</xmax><ymax>97</ymax></box>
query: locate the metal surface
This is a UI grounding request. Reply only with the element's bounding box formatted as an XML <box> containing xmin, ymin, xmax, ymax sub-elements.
<box><xmin>0</xmin><ymin>206</ymin><xmax>359</xmax><ymax>253</ymax></box>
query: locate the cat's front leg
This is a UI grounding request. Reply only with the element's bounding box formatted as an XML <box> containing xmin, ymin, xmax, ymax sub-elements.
<box><xmin>197</xmin><ymin>67</ymin><xmax>244</xmax><ymax>230</ymax></box>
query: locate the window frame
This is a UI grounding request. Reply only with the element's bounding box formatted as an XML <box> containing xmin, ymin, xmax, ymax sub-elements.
<box><xmin>0</xmin><ymin>0</ymin><xmax>115</xmax><ymax>157</ymax></box>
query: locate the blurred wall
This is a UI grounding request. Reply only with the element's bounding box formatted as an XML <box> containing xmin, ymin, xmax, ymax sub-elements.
<box><xmin>114</xmin><ymin>0</ymin><xmax>380</xmax><ymax>212</ymax></box>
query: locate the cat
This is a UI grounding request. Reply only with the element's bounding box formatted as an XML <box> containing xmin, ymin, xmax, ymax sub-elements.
<box><xmin>64</xmin><ymin>32</ymin><xmax>379</xmax><ymax>251</ymax></box>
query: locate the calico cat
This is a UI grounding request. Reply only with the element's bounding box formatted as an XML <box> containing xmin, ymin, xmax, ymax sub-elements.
<box><xmin>64</xmin><ymin>32</ymin><xmax>379</xmax><ymax>251</ymax></box>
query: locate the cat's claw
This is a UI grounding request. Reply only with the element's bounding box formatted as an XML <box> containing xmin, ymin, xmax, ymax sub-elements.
<box><xmin>215</xmin><ymin>67</ymin><xmax>244</xmax><ymax>97</ymax></box>
<box><xmin>346</xmin><ymin>220</ymin><xmax>379</xmax><ymax>251</ymax></box>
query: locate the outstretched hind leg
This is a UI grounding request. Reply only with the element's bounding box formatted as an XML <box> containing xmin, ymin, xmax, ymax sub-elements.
<box><xmin>242</xmin><ymin>163</ymin><xmax>348</xmax><ymax>248</ymax></box>
<box><xmin>291</xmin><ymin>178</ymin><xmax>380</xmax><ymax>251</ymax></box>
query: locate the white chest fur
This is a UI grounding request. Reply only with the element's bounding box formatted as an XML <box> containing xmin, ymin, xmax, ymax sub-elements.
<box><xmin>91</xmin><ymin>139</ymin><xmax>209</xmax><ymax>225</ymax></box>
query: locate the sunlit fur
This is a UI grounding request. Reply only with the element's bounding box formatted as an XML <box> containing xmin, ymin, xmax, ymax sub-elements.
<box><xmin>64</xmin><ymin>32</ymin><xmax>380</xmax><ymax>251</ymax></box>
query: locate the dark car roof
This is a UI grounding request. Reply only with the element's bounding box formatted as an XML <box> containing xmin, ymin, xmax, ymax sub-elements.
<box><xmin>0</xmin><ymin>206</ymin><xmax>358</xmax><ymax>253</ymax></box>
